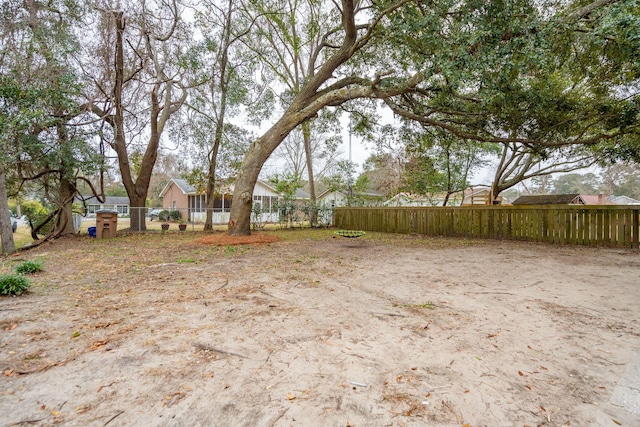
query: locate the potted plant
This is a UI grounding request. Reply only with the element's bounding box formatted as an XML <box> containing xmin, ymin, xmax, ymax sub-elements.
<box><xmin>178</xmin><ymin>220</ymin><xmax>187</xmax><ymax>231</ymax></box>
<box><xmin>161</xmin><ymin>223</ymin><xmax>170</xmax><ymax>231</ymax></box>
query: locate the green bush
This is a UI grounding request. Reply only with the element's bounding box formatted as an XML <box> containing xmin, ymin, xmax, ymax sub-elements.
<box><xmin>251</xmin><ymin>204</ymin><xmax>266</xmax><ymax>230</ymax></box>
<box><xmin>15</xmin><ymin>260</ymin><xmax>43</xmax><ymax>275</ymax></box>
<box><xmin>0</xmin><ymin>274</ymin><xmax>31</xmax><ymax>296</ymax></box>
<box><xmin>158</xmin><ymin>210</ymin><xmax>170</xmax><ymax>221</ymax></box>
<box><xmin>21</xmin><ymin>199</ymin><xmax>54</xmax><ymax>236</ymax></box>
<box><xmin>169</xmin><ymin>210</ymin><xmax>182</xmax><ymax>221</ymax></box>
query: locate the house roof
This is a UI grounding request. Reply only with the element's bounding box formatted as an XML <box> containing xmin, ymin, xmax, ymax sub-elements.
<box><xmin>317</xmin><ymin>189</ymin><xmax>385</xmax><ymax>199</ymax></box>
<box><xmin>609</xmin><ymin>195</ymin><xmax>640</xmax><ymax>205</ymax></box>
<box><xmin>159</xmin><ymin>178</ymin><xmax>197</xmax><ymax>197</ymax></box>
<box><xmin>294</xmin><ymin>188</ymin><xmax>310</xmax><ymax>199</ymax></box>
<box><xmin>581</xmin><ymin>194</ymin><xmax>611</xmax><ymax>205</ymax></box>
<box><xmin>512</xmin><ymin>194</ymin><xmax>585</xmax><ymax>205</ymax></box>
<box><xmin>78</xmin><ymin>195</ymin><xmax>130</xmax><ymax>205</ymax></box>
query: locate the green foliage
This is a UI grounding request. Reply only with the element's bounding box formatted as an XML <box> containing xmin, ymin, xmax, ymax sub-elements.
<box><xmin>552</xmin><ymin>173</ymin><xmax>601</xmax><ymax>195</ymax></box>
<box><xmin>0</xmin><ymin>274</ymin><xmax>31</xmax><ymax>296</ymax></box>
<box><xmin>402</xmin><ymin>129</ymin><xmax>495</xmax><ymax>201</ymax></box>
<box><xmin>105</xmin><ymin>185</ymin><xmax>128</xmax><ymax>197</ymax></box>
<box><xmin>158</xmin><ymin>210</ymin><xmax>170</xmax><ymax>222</ymax></box>
<box><xmin>315</xmin><ymin>203</ymin><xmax>334</xmax><ymax>228</ymax></box>
<box><xmin>375</xmin><ymin>0</ymin><xmax>640</xmax><ymax>163</ymax></box>
<box><xmin>269</xmin><ymin>172</ymin><xmax>303</xmax><ymax>199</ymax></box>
<box><xmin>21</xmin><ymin>200</ymin><xmax>54</xmax><ymax>236</ymax></box>
<box><xmin>15</xmin><ymin>260</ymin><xmax>43</xmax><ymax>275</ymax></box>
<box><xmin>251</xmin><ymin>203</ymin><xmax>266</xmax><ymax>230</ymax></box>
<box><xmin>274</xmin><ymin>198</ymin><xmax>300</xmax><ymax>229</ymax></box>
<box><xmin>169</xmin><ymin>210</ymin><xmax>182</xmax><ymax>222</ymax></box>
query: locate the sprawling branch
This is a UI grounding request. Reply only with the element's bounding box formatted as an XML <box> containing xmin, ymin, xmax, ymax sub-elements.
<box><xmin>385</xmin><ymin>98</ymin><xmax>628</xmax><ymax>148</ymax></box>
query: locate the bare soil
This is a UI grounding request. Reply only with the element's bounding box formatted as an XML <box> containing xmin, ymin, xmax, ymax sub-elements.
<box><xmin>1</xmin><ymin>230</ymin><xmax>639</xmax><ymax>427</ymax></box>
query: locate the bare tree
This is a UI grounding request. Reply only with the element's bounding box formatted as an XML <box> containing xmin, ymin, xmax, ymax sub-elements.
<box><xmin>490</xmin><ymin>144</ymin><xmax>603</xmax><ymax>201</ymax></box>
<box><xmin>88</xmin><ymin>2</ymin><xmax>188</xmax><ymax>231</ymax></box>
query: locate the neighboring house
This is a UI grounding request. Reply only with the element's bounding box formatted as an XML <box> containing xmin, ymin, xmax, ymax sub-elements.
<box><xmin>159</xmin><ymin>178</ymin><xmax>196</xmax><ymax>211</ymax></box>
<box><xmin>581</xmin><ymin>194</ymin><xmax>612</xmax><ymax>205</ymax></box>
<box><xmin>512</xmin><ymin>194</ymin><xmax>586</xmax><ymax>205</ymax></box>
<box><xmin>78</xmin><ymin>196</ymin><xmax>130</xmax><ymax>216</ymax></box>
<box><xmin>159</xmin><ymin>178</ymin><xmax>309</xmax><ymax>224</ymax></box>
<box><xmin>609</xmin><ymin>195</ymin><xmax>640</xmax><ymax>205</ymax></box>
<box><xmin>317</xmin><ymin>189</ymin><xmax>348</xmax><ymax>208</ymax></box>
<box><xmin>462</xmin><ymin>188</ymin><xmax>503</xmax><ymax>206</ymax></box>
<box><xmin>317</xmin><ymin>189</ymin><xmax>385</xmax><ymax>208</ymax></box>
<box><xmin>385</xmin><ymin>192</ymin><xmax>464</xmax><ymax>207</ymax></box>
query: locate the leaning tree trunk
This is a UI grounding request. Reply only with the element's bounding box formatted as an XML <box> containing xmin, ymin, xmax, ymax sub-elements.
<box><xmin>228</xmin><ymin>114</ymin><xmax>306</xmax><ymax>235</ymax></box>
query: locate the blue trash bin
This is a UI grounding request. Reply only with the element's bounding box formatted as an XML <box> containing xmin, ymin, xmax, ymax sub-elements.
<box><xmin>88</xmin><ymin>226</ymin><xmax>96</xmax><ymax>237</ymax></box>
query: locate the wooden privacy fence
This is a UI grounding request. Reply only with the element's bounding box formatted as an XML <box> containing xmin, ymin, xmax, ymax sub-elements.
<box><xmin>334</xmin><ymin>205</ymin><xmax>640</xmax><ymax>249</ymax></box>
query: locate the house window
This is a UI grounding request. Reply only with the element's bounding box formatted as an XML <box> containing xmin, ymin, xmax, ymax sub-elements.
<box><xmin>117</xmin><ymin>205</ymin><xmax>129</xmax><ymax>215</ymax></box>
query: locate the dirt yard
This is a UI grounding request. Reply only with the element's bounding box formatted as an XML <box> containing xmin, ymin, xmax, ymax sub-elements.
<box><xmin>1</xmin><ymin>230</ymin><xmax>639</xmax><ymax>426</ymax></box>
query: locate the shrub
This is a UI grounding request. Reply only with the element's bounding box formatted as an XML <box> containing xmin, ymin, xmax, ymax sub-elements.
<box><xmin>22</xmin><ymin>200</ymin><xmax>54</xmax><ymax>236</ymax></box>
<box><xmin>169</xmin><ymin>210</ymin><xmax>182</xmax><ymax>221</ymax></box>
<box><xmin>158</xmin><ymin>210</ymin><xmax>170</xmax><ymax>221</ymax></box>
<box><xmin>0</xmin><ymin>274</ymin><xmax>31</xmax><ymax>296</ymax></box>
<box><xmin>251</xmin><ymin>204</ymin><xmax>266</xmax><ymax>230</ymax></box>
<box><xmin>15</xmin><ymin>260</ymin><xmax>43</xmax><ymax>275</ymax></box>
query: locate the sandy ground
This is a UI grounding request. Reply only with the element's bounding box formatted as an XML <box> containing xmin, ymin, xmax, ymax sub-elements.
<box><xmin>1</xmin><ymin>231</ymin><xmax>639</xmax><ymax>427</ymax></box>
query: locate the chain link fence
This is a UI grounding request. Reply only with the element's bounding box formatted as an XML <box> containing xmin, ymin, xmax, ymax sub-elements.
<box><xmin>79</xmin><ymin>200</ymin><xmax>337</xmax><ymax>233</ymax></box>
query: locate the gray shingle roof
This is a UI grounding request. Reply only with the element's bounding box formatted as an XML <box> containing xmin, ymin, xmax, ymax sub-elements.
<box><xmin>512</xmin><ymin>194</ymin><xmax>584</xmax><ymax>205</ymax></box>
<box><xmin>172</xmin><ymin>178</ymin><xmax>197</xmax><ymax>194</ymax></box>
<box><xmin>78</xmin><ymin>195</ymin><xmax>130</xmax><ymax>205</ymax></box>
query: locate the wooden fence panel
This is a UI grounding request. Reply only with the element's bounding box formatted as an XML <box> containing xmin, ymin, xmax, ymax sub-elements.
<box><xmin>334</xmin><ymin>205</ymin><xmax>640</xmax><ymax>249</ymax></box>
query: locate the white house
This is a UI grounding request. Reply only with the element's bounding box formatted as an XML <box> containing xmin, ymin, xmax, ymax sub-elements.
<box><xmin>317</xmin><ymin>189</ymin><xmax>385</xmax><ymax>208</ymax></box>
<box><xmin>78</xmin><ymin>196</ymin><xmax>130</xmax><ymax>216</ymax></box>
<box><xmin>384</xmin><ymin>192</ymin><xmax>463</xmax><ymax>207</ymax></box>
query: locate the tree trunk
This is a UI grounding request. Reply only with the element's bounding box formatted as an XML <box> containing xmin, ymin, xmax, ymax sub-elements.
<box><xmin>204</xmin><ymin>0</ymin><xmax>232</xmax><ymax>231</ymax></box>
<box><xmin>0</xmin><ymin>164</ymin><xmax>16</xmax><ymax>255</ymax></box>
<box><xmin>204</xmin><ymin>143</ymin><xmax>219</xmax><ymax>231</ymax></box>
<box><xmin>129</xmin><ymin>193</ymin><xmax>147</xmax><ymax>231</ymax></box>
<box><xmin>443</xmin><ymin>192</ymin><xmax>451</xmax><ymax>207</ymax></box>
<box><xmin>55</xmin><ymin>176</ymin><xmax>76</xmax><ymax>236</ymax></box>
<box><xmin>228</xmin><ymin>114</ymin><xmax>305</xmax><ymax>235</ymax></box>
<box><xmin>302</xmin><ymin>121</ymin><xmax>317</xmax><ymax>226</ymax></box>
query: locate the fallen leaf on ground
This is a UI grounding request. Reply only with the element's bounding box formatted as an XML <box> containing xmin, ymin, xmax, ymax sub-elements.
<box><xmin>89</xmin><ymin>340</ymin><xmax>108</xmax><ymax>351</ymax></box>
